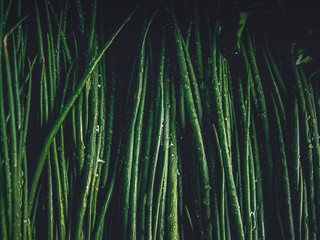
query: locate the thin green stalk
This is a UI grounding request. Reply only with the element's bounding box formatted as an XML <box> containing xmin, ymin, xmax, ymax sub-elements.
<box><xmin>291</xmin><ymin>58</ymin><xmax>317</xmax><ymax>236</ymax></box>
<box><xmin>52</xmin><ymin>138</ymin><xmax>66</xmax><ymax>239</ymax></box>
<box><xmin>298</xmin><ymin>166</ymin><xmax>303</xmax><ymax>240</ymax></box>
<box><xmin>249</xmin><ymin>143</ymin><xmax>257</xmax><ymax>240</ymax></box>
<box><xmin>93</xmin><ymin>125</ymin><xmax>126</xmax><ymax>239</ymax></box>
<box><xmin>153</xmin><ymin>72</ymin><xmax>170</xmax><ymax>240</ymax></box>
<box><xmin>0</xmin><ymin>160</ymin><xmax>8</xmax><ymax>240</ymax></box>
<box><xmin>0</xmin><ymin>43</ymin><xmax>11</xmax><ymax>239</ymax></box>
<box><xmin>74</xmin><ymin>44</ymin><xmax>99</xmax><ymax>239</ymax></box>
<box><xmin>180</xmin><ymin>32</ymin><xmax>203</xmax><ymax>127</ymax></box>
<box><xmin>77</xmin><ymin>92</ymin><xmax>85</xmax><ymax>172</ymax></box>
<box><xmin>212</xmin><ymin>22</ymin><xmax>244</xmax><ymax>240</ymax></box>
<box><xmin>146</xmin><ymin>37</ymin><xmax>165</xmax><ymax>240</ymax></box>
<box><xmin>47</xmin><ymin>157</ymin><xmax>54</xmax><ymax>240</ymax></box>
<box><xmin>167</xmin><ymin>79</ymin><xmax>179</xmax><ymax>240</ymax></box>
<box><xmin>122</xmin><ymin>12</ymin><xmax>156</xmax><ymax>238</ymax></box>
<box><xmin>101</xmin><ymin>58</ymin><xmax>116</xmax><ymax>188</ymax></box>
<box><xmin>171</xmin><ymin>9</ymin><xmax>212</xmax><ymax>239</ymax></box>
<box><xmin>303</xmin><ymin>175</ymin><xmax>309</xmax><ymax>239</ymax></box>
<box><xmin>177</xmin><ymin>150</ymin><xmax>184</xmax><ymax>240</ymax></box>
<box><xmin>138</xmin><ymin>77</ymin><xmax>155</xmax><ymax>240</ymax></box>
<box><xmin>129</xmin><ymin>55</ymin><xmax>149</xmax><ymax>240</ymax></box>
<box><xmin>262</xmin><ymin>48</ymin><xmax>286</xmax><ymax>122</ymax></box>
<box><xmin>243</xmin><ymin>71</ymin><xmax>252</xmax><ymax>240</ymax></box>
<box><xmin>21</xmin><ymin>59</ymin><xmax>33</xmax><ymax>240</ymax></box>
<box><xmin>299</xmin><ymin>65</ymin><xmax>320</xmax><ymax>233</ymax></box>
<box><xmin>28</xmin><ymin>8</ymin><xmax>136</xmax><ymax>210</ymax></box>
<box><xmin>194</xmin><ymin>5</ymin><xmax>204</xmax><ymax>84</ymax></box>
<box><xmin>185</xmin><ymin>206</ymin><xmax>195</xmax><ymax>234</ymax></box>
<box><xmin>212</xmin><ymin>124</ymin><xmax>225</xmax><ymax>240</ymax></box>
<box><xmin>292</xmin><ymin>98</ymin><xmax>300</xmax><ymax>194</ymax></box>
<box><xmin>272</xmin><ymin>95</ymin><xmax>295</xmax><ymax>239</ymax></box>
<box><xmin>247</xmin><ymin>34</ymin><xmax>273</xmax><ymax>199</ymax></box>
<box><xmin>231</xmin><ymin>96</ymin><xmax>243</xmax><ymax>216</ymax></box>
<box><xmin>251</xmin><ymin>113</ymin><xmax>265</xmax><ymax>240</ymax></box>
<box><xmin>12</xmin><ymin>35</ymin><xmax>22</xmax><ymax>132</ymax></box>
<box><xmin>4</xmin><ymin>34</ymin><xmax>20</xmax><ymax>240</ymax></box>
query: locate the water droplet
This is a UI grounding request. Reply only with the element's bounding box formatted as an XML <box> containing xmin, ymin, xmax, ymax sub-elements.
<box><xmin>96</xmin><ymin>125</ymin><xmax>100</xmax><ymax>133</ymax></box>
<box><xmin>97</xmin><ymin>158</ymin><xmax>105</xmax><ymax>164</ymax></box>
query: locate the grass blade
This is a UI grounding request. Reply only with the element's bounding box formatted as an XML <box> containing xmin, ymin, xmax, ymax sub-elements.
<box><xmin>28</xmin><ymin>8</ymin><xmax>136</xmax><ymax>210</ymax></box>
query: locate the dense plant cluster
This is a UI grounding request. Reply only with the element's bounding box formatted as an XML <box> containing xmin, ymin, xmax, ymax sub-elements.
<box><xmin>0</xmin><ymin>0</ymin><xmax>320</xmax><ymax>239</ymax></box>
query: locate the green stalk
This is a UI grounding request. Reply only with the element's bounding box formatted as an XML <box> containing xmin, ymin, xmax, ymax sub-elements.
<box><xmin>47</xmin><ymin>157</ymin><xmax>54</xmax><ymax>240</ymax></box>
<box><xmin>28</xmin><ymin>9</ymin><xmax>136</xmax><ymax>210</ymax></box>
<box><xmin>194</xmin><ymin>5</ymin><xmax>204</xmax><ymax>84</ymax></box>
<box><xmin>251</xmin><ymin>113</ymin><xmax>265</xmax><ymax>240</ymax></box>
<box><xmin>4</xmin><ymin>35</ymin><xmax>21</xmax><ymax>240</ymax></box>
<box><xmin>129</xmin><ymin>55</ymin><xmax>149</xmax><ymax>240</ymax></box>
<box><xmin>21</xmin><ymin>60</ymin><xmax>33</xmax><ymax>240</ymax></box>
<box><xmin>122</xmin><ymin>13</ymin><xmax>155</xmax><ymax>238</ymax></box>
<box><xmin>146</xmin><ymin>36</ymin><xmax>165</xmax><ymax>240</ymax></box>
<box><xmin>303</xmin><ymin>176</ymin><xmax>309</xmax><ymax>239</ymax></box>
<box><xmin>52</xmin><ymin>138</ymin><xmax>66</xmax><ymax>239</ymax></box>
<box><xmin>74</xmin><ymin>45</ymin><xmax>99</xmax><ymax>239</ymax></box>
<box><xmin>0</xmin><ymin>41</ymin><xmax>11</xmax><ymax>239</ymax></box>
<box><xmin>212</xmin><ymin>22</ymin><xmax>244</xmax><ymax>240</ymax></box>
<box><xmin>247</xmin><ymin>34</ymin><xmax>272</xmax><ymax>198</ymax></box>
<box><xmin>177</xmin><ymin>150</ymin><xmax>184</xmax><ymax>240</ymax></box>
<box><xmin>138</xmin><ymin>76</ymin><xmax>155</xmax><ymax>240</ymax></box>
<box><xmin>167</xmin><ymin>79</ymin><xmax>179</xmax><ymax>240</ymax></box>
<box><xmin>292</xmin><ymin>98</ymin><xmax>300</xmax><ymax>194</ymax></box>
<box><xmin>272</xmin><ymin>95</ymin><xmax>295</xmax><ymax>239</ymax></box>
<box><xmin>12</xmin><ymin>35</ymin><xmax>22</xmax><ymax>132</ymax></box>
<box><xmin>262</xmin><ymin>48</ymin><xmax>286</xmax><ymax>122</ymax></box>
<box><xmin>298</xmin><ymin>166</ymin><xmax>303</xmax><ymax>240</ymax></box>
<box><xmin>180</xmin><ymin>32</ymin><xmax>203</xmax><ymax>127</ymax></box>
<box><xmin>101</xmin><ymin>58</ymin><xmax>116</xmax><ymax>188</ymax></box>
<box><xmin>77</xmin><ymin>93</ymin><xmax>85</xmax><ymax>172</ymax></box>
<box><xmin>153</xmin><ymin>72</ymin><xmax>170</xmax><ymax>240</ymax></box>
<box><xmin>0</xmin><ymin>159</ymin><xmax>8</xmax><ymax>240</ymax></box>
<box><xmin>171</xmin><ymin>9</ymin><xmax>212</xmax><ymax>239</ymax></box>
<box><xmin>299</xmin><ymin>65</ymin><xmax>320</xmax><ymax>233</ymax></box>
<box><xmin>243</xmin><ymin>72</ymin><xmax>252</xmax><ymax>240</ymax></box>
<box><xmin>212</xmin><ymin>123</ymin><xmax>225</xmax><ymax>240</ymax></box>
<box><xmin>291</xmin><ymin>58</ymin><xmax>317</xmax><ymax>236</ymax></box>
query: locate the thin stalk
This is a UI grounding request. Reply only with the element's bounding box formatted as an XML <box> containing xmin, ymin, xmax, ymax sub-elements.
<box><xmin>243</xmin><ymin>71</ymin><xmax>252</xmax><ymax>240</ymax></box>
<box><xmin>101</xmin><ymin>58</ymin><xmax>116</xmax><ymax>188</ymax></box>
<box><xmin>291</xmin><ymin>58</ymin><xmax>317</xmax><ymax>236</ymax></box>
<box><xmin>171</xmin><ymin>9</ymin><xmax>212</xmax><ymax>239</ymax></box>
<box><xmin>0</xmin><ymin>160</ymin><xmax>8</xmax><ymax>239</ymax></box>
<box><xmin>212</xmin><ymin>22</ymin><xmax>244</xmax><ymax>240</ymax></box>
<box><xmin>74</xmin><ymin>45</ymin><xmax>99</xmax><ymax>239</ymax></box>
<box><xmin>0</xmin><ymin>42</ymin><xmax>11</xmax><ymax>239</ymax></box>
<box><xmin>180</xmin><ymin>32</ymin><xmax>203</xmax><ymax>127</ymax></box>
<box><xmin>272</xmin><ymin>95</ymin><xmax>295</xmax><ymax>239</ymax></box>
<box><xmin>122</xmin><ymin>12</ymin><xmax>156</xmax><ymax>238</ymax></box>
<box><xmin>47</xmin><ymin>157</ymin><xmax>54</xmax><ymax>240</ymax></box>
<box><xmin>299</xmin><ymin>65</ymin><xmax>320</xmax><ymax>233</ymax></box>
<box><xmin>4</xmin><ymin>34</ymin><xmax>20</xmax><ymax>240</ymax></box>
<box><xmin>167</xmin><ymin>79</ymin><xmax>179</xmax><ymax>240</ymax></box>
<box><xmin>146</xmin><ymin>36</ymin><xmax>165</xmax><ymax>240</ymax></box>
<box><xmin>212</xmin><ymin>123</ymin><xmax>225</xmax><ymax>240</ymax></box>
<box><xmin>251</xmin><ymin>113</ymin><xmax>265</xmax><ymax>240</ymax></box>
<box><xmin>129</xmin><ymin>55</ymin><xmax>149</xmax><ymax>240</ymax></box>
<box><xmin>153</xmin><ymin>72</ymin><xmax>170</xmax><ymax>240</ymax></box>
<box><xmin>247</xmin><ymin>34</ymin><xmax>273</xmax><ymax>199</ymax></box>
<box><xmin>28</xmin><ymin>9</ymin><xmax>136</xmax><ymax>210</ymax></box>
